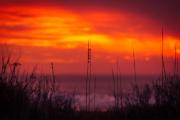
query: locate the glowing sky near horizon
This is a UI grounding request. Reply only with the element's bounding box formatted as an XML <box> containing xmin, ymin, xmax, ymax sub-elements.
<box><xmin>0</xmin><ymin>1</ymin><xmax>180</xmax><ymax>75</ymax></box>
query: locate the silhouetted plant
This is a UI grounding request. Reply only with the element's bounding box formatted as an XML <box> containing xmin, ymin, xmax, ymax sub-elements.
<box><xmin>0</xmin><ymin>46</ymin><xmax>75</xmax><ymax>120</ymax></box>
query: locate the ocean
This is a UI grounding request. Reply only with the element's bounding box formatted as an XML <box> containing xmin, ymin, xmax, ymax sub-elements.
<box><xmin>54</xmin><ymin>74</ymin><xmax>159</xmax><ymax>110</ymax></box>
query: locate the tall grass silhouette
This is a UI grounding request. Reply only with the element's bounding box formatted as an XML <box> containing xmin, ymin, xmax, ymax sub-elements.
<box><xmin>0</xmin><ymin>45</ymin><xmax>74</xmax><ymax>120</ymax></box>
<box><xmin>0</xmin><ymin>27</ymin><xmax>180</xmax><ymax>120</ymax></box>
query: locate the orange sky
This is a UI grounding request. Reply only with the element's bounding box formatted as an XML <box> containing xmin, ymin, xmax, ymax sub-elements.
<box><xmin>0</xmin><ymin>4</ymin><xmax>179</xmax><ymax>75</ymax></box>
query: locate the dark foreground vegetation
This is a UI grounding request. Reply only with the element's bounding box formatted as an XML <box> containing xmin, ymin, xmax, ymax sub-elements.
<box><xmin>0</xmin><ymin>52</ymin><xmax>180</xmax><ymax>120</ymax></box>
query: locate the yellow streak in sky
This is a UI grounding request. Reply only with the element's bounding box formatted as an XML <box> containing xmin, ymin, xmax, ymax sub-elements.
<box><xmin>0</xmin><ymin>6</ymin><xmax>180</xmax><ymax>57</ymax></box>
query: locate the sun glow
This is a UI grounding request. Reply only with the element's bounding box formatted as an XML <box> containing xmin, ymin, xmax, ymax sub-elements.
<box><xmin>0</xmin><ymin>5</ymin><xmax>180</xmax><ymax>59</ymax></box>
